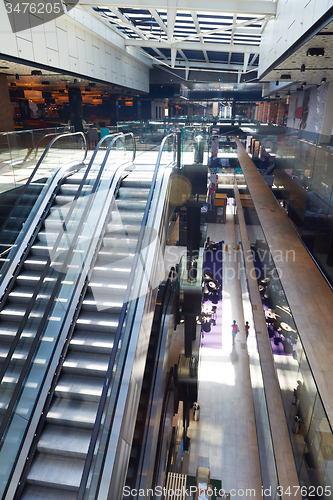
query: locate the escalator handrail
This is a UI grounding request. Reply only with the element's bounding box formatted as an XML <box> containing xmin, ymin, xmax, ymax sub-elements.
<box><xmin>0</xmin><ymin>134</ymin><xmax>135</xmax><ymax>452</ymax></box>
<box><xmin>0</xmin><ymin>131</ymin><xmax>87</xmax><ymax>236</ymax></box>
<box><xmin>77</xmin><ymin>132</ymin><xmax>177</xmax><ymax>499</ymax></box>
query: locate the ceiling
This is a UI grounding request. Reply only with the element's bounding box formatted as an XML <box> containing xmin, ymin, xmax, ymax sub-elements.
<box><xmin>2</xmin><ymin>0</ymin><xmax>333</xmax><ymax>102</ymax></box>
<box><xmin>261</xmin><ymin>20</ymin><xmax>333</xmax><ymax>96</ymax></box>
<box><xmin>0</xmin><ymin>58</ymin><xmax>142</xmax><ymax>98</ymax></box>
<box><xmin>79</xmin><ymin>0</ymin><xmax>277</xmax><ymax>82</ymax></box>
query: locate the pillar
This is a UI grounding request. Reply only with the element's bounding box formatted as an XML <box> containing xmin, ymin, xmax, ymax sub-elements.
<box><xmin>263</xmin><ymin>101</ymin><xmax>270</xmax><ymax>122</ymax></box>
<box><xmin>107</xmin><ymin>95</ymin><xmax>118</xmax><ymax>126</ymax></box>
<box><xmin>0</xmin><ymin>74</ymin><xmax>15</xmax><ymax>132</ymax></box>
<box><xmin>320</xmin><ymin>81</ymin><xmax>333</xmax><ymax>137</ymax></box>
<box><xmin>68</xmin><ymin>87</ymin><xmax>83</xmax><ymax>132</ymax></box>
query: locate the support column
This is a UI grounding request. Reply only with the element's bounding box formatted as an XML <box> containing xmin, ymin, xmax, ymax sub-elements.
<box><xmin>107</xmin><ymin>95</ymin><xmax>118</xmax><ymax>126</ymax></box>
<box><xmin>0</xmin><ymin>74</ymin><xmax>15</xmax><ymax>132</ymax></box>
<box><xmin>186</xmin><ymin>206</ymin><xmax>201</xmax><ymax>257</ymax></box>
<box><xmin>68</xmin><ymin>87</ymin><xmax>83</xmax><ymax>132</ymax></box>
<box><xmin>263</xmin><ymin>101</ymin><xmax>270</xmax><ymax>122</ymax></box>
<box><xmin>320</xmin><ymin>81</ymin><xmax>333</xmax><ymax>136</ymax></box>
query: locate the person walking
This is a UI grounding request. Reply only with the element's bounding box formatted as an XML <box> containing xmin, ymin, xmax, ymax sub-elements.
<box><xmin>231</xmin><ymin>320</ymin><xmax>239</xmax><ymax>345</ymax></box>
<box><xmin>245</xmin><ymin>321</ymin><xmax>250</xmax><ymax>339</ymax></box>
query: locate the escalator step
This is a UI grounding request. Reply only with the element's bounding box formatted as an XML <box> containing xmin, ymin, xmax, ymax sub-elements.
<box><xmin>36</xmin><ymin>230</ymin><xmax>60</xmax><ymax>244</ymax></box>
<box><xmin>116</xmin><ymin>199</ymin><xmax>147</xmax><ymax>211</ymax></box>
<box><xmin>16</xmin><ymin>271</ymin><xmax>55</xmax><ymax>286</ymax></box>
<box><xmin>90</xmin><ymin>264</ymin><xmax>131</xmax><ymax>278</ymax></box>
<box><xmin>37</xmin><ymin>423</ymin><xmax>91</xmax><ymax>459</ymax></box>
<box><xmin>23</xmin><ymin>256</ymin><xmax>48</xmax><ymax>271</ymax></box>
<box><xmin>121</xmin><ymin>178</ymin><xmax>153</xmax><ymax>189</ymax></box>
<box><xmin>114</xmin><ymin>212</ymin><xmax>144</xmax><ymax>224</ymax></box>
<box><xmin>81</xmin><ymin>293</ymin><xmax>124</xmax><ymax>313</ymax></box>
<box><xmin>75</xmin><ymin>311</ymin><xmax>119</xmax><ymax>333</ymax></box>
<box><xmin>7</xmin><ymin>285</ymin><xmax>38</xmax><ymax>304</ymax></box>
<box><xmin>62</xmin><ymin>351</ymin><xmax>109</xmax><ymax>377</ymax></box>
<box><xmin>55</xmin><ymin>373</ymin><xmax>104</xmax><ymax>402</ymax></box>
<box><xmin>87</xmin><ymin>280</ymin><xmax>127</xmax><ymax>298</ymax></box>
<box><xmin>22</xmin><ymin>485</ymin><xmax>77</xmax><ymax>500</ymax></box>
<box><xmin>26</xmin><ymin>454</ymin><xmax>84</xmax><ymax>491</ymax></box>
<box><xmin>59</xmin><ymin>184</ymin><xmax>92</xmax><ymax>197</ymax></box>
<box><xmin>117</xmin><ymin>187</ymin><xmax>150</xmax><ymax>199</ymax></box>
<box><xmin>54</xmin><ymin>195</ymin><xmax>76</xmax><ymax>206</ymax></box>
<box><xmin>96</xmin><ymin>249</ymin><xmax>135</xmax><ymax>264</ymax></box>
<box><xmin>106</xmin><ymin>223</ymin><xmax>142</xmax><ymax>235</ymax></box>
<box><xmin>0</xmin><ymin>321</ymin><xmax>35</xmax><ymax>342</ymax></box>
<box><xmin>102</xmin><ymin>236</ymin><xmax>138</xmax><ymax>250</ymax></box>
<box><xmin>0</xmin><ymin>299</ymin><xmax>66</xmax><ymax>324</ymax></box>
<box><xmin>46</xmin><ymin>398</ymin><xmax>98</xmax><ymax>428</ymax></box>
<box><xmin>70</xmin><ymin>331</ymin><xmax>114</xmax><ymax>354</ymax></box>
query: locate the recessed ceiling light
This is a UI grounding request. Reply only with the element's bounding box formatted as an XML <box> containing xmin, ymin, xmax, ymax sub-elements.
<box><xmin>306</xmin><ymin>47</ymin><xmax>325</xmax><ymax>56</ymax></box>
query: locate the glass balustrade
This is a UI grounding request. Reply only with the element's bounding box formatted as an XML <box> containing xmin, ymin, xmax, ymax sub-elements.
<box><xmin>0</xmin><ymin>127</ymin><xmax>72</xmax><ymax>195</ymax></box>
<box><xmin>0</xmin><ymin>132</ymin><xmax>87</xmax><ymax>280</ymax></box>
<box><xmin>235</xmin><ymin>182</ymin><xmax>333</xmax><ymax>498</ymax></box>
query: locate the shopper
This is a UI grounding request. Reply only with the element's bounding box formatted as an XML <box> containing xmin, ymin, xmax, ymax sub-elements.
<box><xmin>245</xmin><ymin>321</ymin><xmax>250</xmax><ymax>339</ymax></box>
<box><xmin>231</xmin><ymin>320</ymin><xmax>239</xmax><ymax>345</ymax></box>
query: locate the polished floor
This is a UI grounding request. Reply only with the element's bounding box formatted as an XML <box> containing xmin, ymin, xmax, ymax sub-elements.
<box><xmin>182</xmin><ymin>204</ymin><xmax>263</xmax><ymax>498</ymax></box>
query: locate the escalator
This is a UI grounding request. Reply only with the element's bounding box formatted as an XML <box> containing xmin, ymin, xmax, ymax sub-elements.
<box><xmin>0</xmin><ymin>133</ymin><xmax>178</xmax><ymax>500</ymax></box>
<box><xmin>0</xmin><ymin>131</ymin><xmax>137</xmax><ymax>498</ymax></box>
<box><xmin>20</xmin><ymin>169</ymin><xmax>153</xmax><ymax>498</ymax></box>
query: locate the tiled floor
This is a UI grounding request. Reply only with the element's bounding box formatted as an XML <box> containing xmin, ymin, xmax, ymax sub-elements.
<box><xmin>182</xmin><ymin>203</ymin><xmax>263</xmax><ymax>498</ymax></box>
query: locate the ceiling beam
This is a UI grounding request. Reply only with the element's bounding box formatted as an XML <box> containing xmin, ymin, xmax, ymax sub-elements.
<box><xmin>153</xmin><ymin>47</ymin><xmax>168</xmax><ymax>60</ymax></box>
<box><xmin>230</xmin><ymin>13</ymin><xmax>237</xmax><ymax>45</ymax></box>
<box><xmin>167</xmin><ymin>8</ymin><xmax>177</xmax><ymax>42</ymax></box>
<box><xmin>243</xmin><ymin>52</ymin><xmax>250</xmax><ymax>73</ymax></box>
<box><xmin>109</xmin><ymin>7</ymin><xmax>148</xmax><ymax>39</ymax></box>
<box><xmin>173</xmin><ymin>15</ymin><xmax>266</xmax><ymax>43</ymax></box>
<box><xmin>73</xmin><ymin>0</ymin><xmax>277</xmax><ymax>16</ymax></box>
<box><xmin>153</xmin><ymin>60</ymin><xmax>247</xmax><ymax>71</ymax></box>
<box><xmin>178</xmin><ymin>49</ymin><xmax>188</xmax><ymax>61</ymax></box>
<box><xmin>249</xmin><ymin>53</ymin><xmax>259</xmax><ymax>66</ymax></box>
<box><xmin>125</xmin><ymin>39</ymin><xmax>260</xmax><ymax>53</ymax></box>
<box><xmin>171</xmin><ymin>47</ymin><xmax>177</xmax><ymax>67</ymax></box>
<box><xmin>191</xmin><ymin>11</ymin><xmax>209</xmax><ymax>64</ymax></box>
<box><xmin>148</xmin><ymin>8</ymin><xmax>167</xmax><ymax>33</ymax></box>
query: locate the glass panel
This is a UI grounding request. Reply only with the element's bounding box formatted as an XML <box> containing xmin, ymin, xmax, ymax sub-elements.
<box><xmin>304</xmin><ymin>395</ymin><xmax>333</xmax><ymax>498</ymax></box>
<box><xmin>240</xmin><ymin>121</ymin><xmax>333</xmax><ymax>287</ymax></box>
<box><xmin>0</xmin><ymin>127</ymin><xmax>72</xmax><ymax>195</ymax></box>
<box><xmin>0</xmin><ymin>132</ymin><xmax>87</xmax><ymax>279</ymax></box>
<box><xmin>238</xmin><ymin>180</ymin><xmax>333</xmax><ymax>496</ymax></box>
<box><xmin>234</xmin><ymin>221</ymin><xmax>279</xmax><ymax>499</ymax></box>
